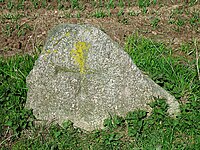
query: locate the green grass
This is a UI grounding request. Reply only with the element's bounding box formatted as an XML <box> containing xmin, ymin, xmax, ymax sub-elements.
<box><xmin>106</xmin><ymin>0</ymin><xmax>115</xmax><ymax>9</ymax></box>
<box><xmin>150</xmin><ymin>17</ymin><xmax>160</xmax><ymax>28</ymax></box>
<box><xmin>118</xmin><ymin>0</ymin><xmax>124</xmax><ymax>8</ymax></box>
<box><xmin>1</xmin><ymin>22</ymin><xmax>32</xmax><ymax>37</ymax></box>
<box><xmin>117</xmin><ymin>8</ymin><xmax>124</xmax><ymax>16</ymax></box>
<box><xmin>0</xmin><ymin>55</ymin><xmax>37</xmax><ymax>145</ymax></box>
<box><xmin>0</xmin><ymin>12</ymin><xmax>32</xmax><ymax>38</ymax></box>
<box><xmin>168</xmin><ymin>7</ymin><xmax>199</xmax><ymax>32</ymax></box>
<box><xmin>179</xmin><ymin>41</ymin><xmax>196</xmax><ymax>55</ymax></box>
<box><xmin>128</xmin><ymin>11</ymin><xmax>139</xmax><ymax>16</ymax></box>
<box><xmin>0</xmin><ymin>35</ymin><xmax>199</xmax><ymax>149</ymax></box>
<box><xmin>92</xmin><ymin>9</ymin><xmax>107</xmax><ymax>18</ymax></box>
<box><xmin>70</xmin><ymin>0</ymin><xmax>79</xmax><ymax>9</ymax></box>
<box><xmin>16</xmin><ymin>0</ymin><xmax>25</xmax><ymax>10</ymax></box>
<box><xmin>0</xmin><ymin>13</ymin><xmax>24</xmax><ymax>23</ymax></box>
<box><xmin>125</xmin><ymin>35</ymin><xmax>198</xmax><ymax>99</ymax></box>
<box><xmin>137</xmin><ymin>0</ymin><xmax>150</xmax><ymax>8</ymax></box>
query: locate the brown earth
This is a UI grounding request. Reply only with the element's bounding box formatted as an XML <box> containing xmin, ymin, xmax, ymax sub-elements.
<box><xmin>0</xmin><ymin>1</ymin><xmax>199</xmax><ymax>58</ymax></box>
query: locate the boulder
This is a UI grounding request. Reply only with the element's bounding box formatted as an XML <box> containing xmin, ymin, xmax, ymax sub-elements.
<box><xmin>26</xmin><ymin>24</ymin><xmax>179</xmax><ymax>131</ymax></box>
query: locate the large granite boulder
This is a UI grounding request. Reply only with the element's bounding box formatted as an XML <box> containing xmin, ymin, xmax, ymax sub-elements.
<box><xmin>26</xmin><ymin>24</ymin><xmax>180</xmax><ymax>131</ymax></box>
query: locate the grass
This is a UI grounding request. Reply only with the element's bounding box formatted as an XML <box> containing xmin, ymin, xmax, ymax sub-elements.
<box><xmin>70</xmin><ymin>0</ymin><xmax>80</xmax><ymax>9</ymax></box>
<box><xmin>137</xmin><ymin>0</ymin><xmax>151</xmax><ymax>8</ymax></box>
<box><xmin>92</xmin><ymin>9</ymin><xmax>107</xmax><ymax>18</ymax></box>
<box><xmin>128</xmin><ymin>11</ymin><xmax>139</xmax><ymax>16</ymax></box>
<box><xmin>117</xmin><ymin>8</ymin><xmax>124</xmax><ymax>16</ymax></box>
<box><xmin>1</xmin><ymin>0</ymin><xmax>199</xmax><ymax>11</ymax></box>
<box><xmin>106</xmin><ymin>0</ymin><xmax>115</xmax><ymax>9</ymax></box>
<box><xmin>168</xmin><ymin>7</ymin><xmax>199</xmax><ymax>31</ymax></box>
<box><xmin>150</xmin><ymin>17</ymin><xmax>160</xmax><ymax>28</ymax></box>
<box><xmin>1</xmin><ymin>22</ymin><xmax>32</xmax><ymax>37</ymax></box>
<box><xmin>0</xmin><ymin>34</ymin><xmax>199</xmax><ymax>149</ymax></box>
<box><xmin>0</xmin><ymin>12</ymin><xmax>31</xmax><ymax>38</ymax></box>
<box><xmin>0</xmin><ymin>0</ymin><xmax>199</xmax><ymax>149</ymax></box>
<box><xmin>1</xmin><ymin>13</ymin><xmax>24</xmax><ymax>23</ymax></box>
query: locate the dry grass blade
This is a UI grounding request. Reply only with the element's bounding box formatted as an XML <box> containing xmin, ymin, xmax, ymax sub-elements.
<box><xmin>0</xmin><ymin>133</ymin><xmax>18</xmax><ymax>147</ymax></box>
<box><xmin>194</xmin><ymin>39</ymin><xmax>200</xmax><ymax>81</ymax></box>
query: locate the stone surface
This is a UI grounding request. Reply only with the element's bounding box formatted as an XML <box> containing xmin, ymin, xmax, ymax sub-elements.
<box><xmin>26</xmin><ymin>24</ymin><xmax>180</xmax><ymax>131</ymax></box>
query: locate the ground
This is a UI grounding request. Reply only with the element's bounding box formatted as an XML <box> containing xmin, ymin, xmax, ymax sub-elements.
<box><xmin>0</xmin><ymin>1</ymin><xmax>199</xmax><ymax>58</ymax></box>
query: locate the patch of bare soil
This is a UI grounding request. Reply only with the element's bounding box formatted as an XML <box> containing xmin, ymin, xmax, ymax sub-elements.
<box><xmin>0</xmin><ymin>2</ymin><xmax>199</xmax><ymax>57</ymax></box>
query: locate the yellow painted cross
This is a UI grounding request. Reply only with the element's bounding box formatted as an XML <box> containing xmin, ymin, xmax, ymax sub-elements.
<box><xmin>70</xmin><ymin>41</ymin><xmax>91</xmax><ymax>74</ymax></box>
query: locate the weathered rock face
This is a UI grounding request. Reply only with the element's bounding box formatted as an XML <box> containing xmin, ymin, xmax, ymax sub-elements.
<box><xmin>26</xmin><ymin>24</ymin><xmax>179</xmax><ymax>131</ymax></box>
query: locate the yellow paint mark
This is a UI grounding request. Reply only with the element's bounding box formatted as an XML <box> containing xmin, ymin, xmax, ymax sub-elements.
<box><xmin>43</xmin><ymin>55</ymin><xmax>47</xmax><ymax>60</ymax></box>
<box><xmin>46</xmin><ymin>49</ymin><xmax>51</xmax><ymax>54</ymax></box>
<box><xmin>70</xmin><ymin>41</ymin><xmax>90</xmax><ymax>74</ymax></box>
<box><xmin>53</xmin><ymin>49</ymin><xmax>58</xmax><ymax>53</ymax></box>
<box><xmin>65</xmin><ymin>32</ymin><xmax>70</xmax><ymax>37</ymax></box>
